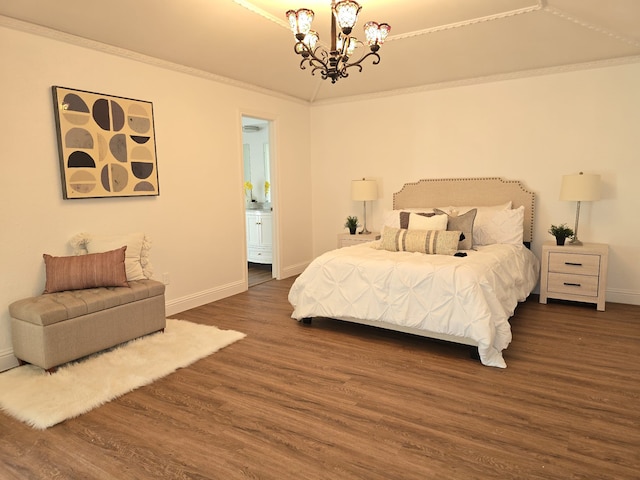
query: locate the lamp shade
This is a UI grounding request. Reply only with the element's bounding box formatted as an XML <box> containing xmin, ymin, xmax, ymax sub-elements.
<box><xmin>560</xmin><ymin>173</ymin><xmax>601</xmax><ymax>202</ymax></box>
<box><xmin>351</xmin><ymin>179</ymin><xmax>378</xmax><ymax>201</ymax></box>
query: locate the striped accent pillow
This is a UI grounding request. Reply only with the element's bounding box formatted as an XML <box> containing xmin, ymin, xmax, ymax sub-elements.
<box><xmin>43</xmin><ymin>246</ymin><xmax>129</xmax><ymax>293</ymax></box>
<box><xmin>380</xmin><ymin>227</ymin><xmax>461</xmax><ymax>255</ymax></box>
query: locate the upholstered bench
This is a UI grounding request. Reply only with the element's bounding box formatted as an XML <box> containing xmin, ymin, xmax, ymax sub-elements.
<box><xmin>9</xmin><ymin>279</ymin><xmax>166</xmax><ymax>372</ymax></box>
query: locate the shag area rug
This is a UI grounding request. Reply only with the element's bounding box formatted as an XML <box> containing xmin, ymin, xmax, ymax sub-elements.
<box><xmin>0</xmin><ymin>319</ymin><xmax>245</xmax><ymax>430</ymax></box>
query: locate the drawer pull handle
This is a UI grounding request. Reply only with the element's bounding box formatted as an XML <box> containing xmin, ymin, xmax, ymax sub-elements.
<box><xmin>564</xmin><ymin>262</ymin><xmax>583</xmax><ymax>266</ymax></box>
<box><xmin>564</xmin><ymin>282</ymin><xmax>581</xmax><ymax>287</ymax></box>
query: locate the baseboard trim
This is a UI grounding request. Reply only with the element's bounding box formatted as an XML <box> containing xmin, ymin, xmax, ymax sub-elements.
<box><xmin>278</xmin><ymin>261</ymin><xmax>309</xmax><ymax>280</ymax></box>
<box><xmin>607</xmin><ymin>288</ymin><xmax>640</xmax><ymax>306</ymax></box>
<box><xmin>165</xmin><ymin>280</ymin><xmax>246</xmax><ymax>317</ymax></box>
<box><xmin>0</xmin><ymin>348</ymin><xmax>19</xmax><ymax>372</ymax></box>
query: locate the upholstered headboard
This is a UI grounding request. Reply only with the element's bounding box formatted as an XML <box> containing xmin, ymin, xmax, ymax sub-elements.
<box><xmin>393</xmin><ymin>177</ymin><xmax>535</xmax><ymax>243</ymax></box>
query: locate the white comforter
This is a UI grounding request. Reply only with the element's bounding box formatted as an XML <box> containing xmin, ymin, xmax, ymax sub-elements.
<box><xmin>288</xmin><ymin>242</ymin><xmax>540</xmax><ymax>368</ymax></box>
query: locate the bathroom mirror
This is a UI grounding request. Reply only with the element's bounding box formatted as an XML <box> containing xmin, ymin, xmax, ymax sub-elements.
<box><xmin>242</xmin><ymin>117</ymin><xmax>270</xmax><ymax>207</ymax></box>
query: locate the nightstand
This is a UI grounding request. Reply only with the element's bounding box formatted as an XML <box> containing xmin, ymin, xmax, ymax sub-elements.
<box><xmin>337</xmin><ymin>232</ymin><xmax>380</xmax><ymax>248</ymax></box>
<box><xmin>539</xmin><ymin>241</ymin><xmax>608</xmax><ymax>311</ymax></box>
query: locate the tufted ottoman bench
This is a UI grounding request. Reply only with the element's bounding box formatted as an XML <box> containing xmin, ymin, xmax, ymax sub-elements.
<box><xmin>9</xmin><ymin>279</ymin><xmax>166</xmax><ymax>372</ymax></box>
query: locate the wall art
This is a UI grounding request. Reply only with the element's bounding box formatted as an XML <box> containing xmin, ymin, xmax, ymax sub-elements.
<box><xmin>52</xmin><ymin>86</ymin><xmax>159</xmax><ymax>199</ymax></box>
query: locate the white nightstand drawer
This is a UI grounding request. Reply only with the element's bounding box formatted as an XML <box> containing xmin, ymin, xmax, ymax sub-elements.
<box><xmin>549</xmin><ymin>252</ymin><xmax>600</xmax><ymax>276</ymax></box>
<box><xmin>547</xmin><ymin>272</ymin><xmax>599</xmax><ymax>297</ymax></box>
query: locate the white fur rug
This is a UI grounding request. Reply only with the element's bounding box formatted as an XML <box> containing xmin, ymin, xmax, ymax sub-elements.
<box><xmin>0</xmin><ymin>319</ymin><xmax>245</xmax><ymax>430</ymax></box>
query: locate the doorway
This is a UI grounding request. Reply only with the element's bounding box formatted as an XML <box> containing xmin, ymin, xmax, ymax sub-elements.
<box><xmin>242</xmin><ymin>115</ymin><xmax>275</xmax><ymax>287</ymax></box>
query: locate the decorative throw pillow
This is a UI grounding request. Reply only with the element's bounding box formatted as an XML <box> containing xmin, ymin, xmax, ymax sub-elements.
<box><xmin>434</xmin><ymin>208</ymin><xmax>477</xmax><ymax>250</ymax></box>
<box><xmin>69</xmin><ymin>232</ymin><xmax>152</xmax><ymax>280</ymax></box>
<box><xmin>407</xmin><ymin>212</ymin><xmax>448</xmax><ymax>231</ymax></box>
<box><xmin>474</xmin><ymin>206</ymin><xmax>525</xmax><ymax>245</ymax></box>
<box><xmin>43</xmin><ymin>246</ymin><xmax>129</xmax><ymax>294</ymax></box>
<box><xmin>380</xmin><ymin>227</ymin><xmax>461</xmax><ymax>255</ymax></box>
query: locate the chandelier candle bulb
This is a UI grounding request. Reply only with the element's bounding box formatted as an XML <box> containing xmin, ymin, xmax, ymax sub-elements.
<box><xmin>285</xmin><ymin>1</ymin><xmax>390</xmax><ymax>83</ymax></box>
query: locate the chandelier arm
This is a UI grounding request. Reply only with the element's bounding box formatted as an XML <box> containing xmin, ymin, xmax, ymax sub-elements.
<box><xmin>295</xmin><ymin>41</ymin><xmax>332</xmax><ymax>72</ymax></box>
<box><xmin>343</xmin><ymin>51</ymin><xmax>381</xmax><ymax>70</ymax></box>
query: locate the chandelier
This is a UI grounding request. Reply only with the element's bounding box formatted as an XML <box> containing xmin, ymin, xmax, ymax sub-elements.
<box><xmin>285</xmin><ymin>1</ymin><xmax>390</xmax><ymax>83</ymax></box>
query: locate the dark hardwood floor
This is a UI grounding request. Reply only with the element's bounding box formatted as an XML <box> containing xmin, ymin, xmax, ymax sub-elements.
<box><xmin>0</xmin><ymin>277</ymin><xmax>638</xmax><ymax>479</ymax></box>
<box><xmin>248</xmin><ymin>262</ymin><xmax>273</xmax><ymax>287</ymax></box>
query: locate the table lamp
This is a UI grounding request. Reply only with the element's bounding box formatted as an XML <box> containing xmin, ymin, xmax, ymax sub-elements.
<box><xmin>559</xmin><ymin>172</ymin><xmax>601</xmax><ymax>245</ymax></box>
<box><xmin>351</xmin><ymin>178</ymin><xmax>378</xmax><ymax>235</ymax></box>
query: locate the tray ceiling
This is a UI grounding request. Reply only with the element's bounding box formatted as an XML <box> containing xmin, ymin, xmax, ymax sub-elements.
<box><xmin>1</xmin><ymin>0</ymin><xmax>638</xmax><ymax>103</ymax></box>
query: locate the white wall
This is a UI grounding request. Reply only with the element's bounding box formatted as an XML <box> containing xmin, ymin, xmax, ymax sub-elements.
<box><xmin>310</xmin><ymin>62</ymin><xmax>640</xmax><ymax>306</ymax></box>
<box><xmin>0</xmin><ymin>23</ymin><xmax>313</xmax><ymax>370</ymax></box>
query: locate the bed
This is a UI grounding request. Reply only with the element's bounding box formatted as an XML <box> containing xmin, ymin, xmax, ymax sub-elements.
<box><xmin>288</xmin><ymin>177</ymin><xmax>540</xmax><ymax>368</ymax></box>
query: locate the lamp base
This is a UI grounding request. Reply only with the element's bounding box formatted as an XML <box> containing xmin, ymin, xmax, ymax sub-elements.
<box><xmin>568</xmin><ymin>238</ymin><xmax>583</xmax><ymax>246</ymax></box>
<box><xmin>360</xmin><ymin>228</ymin><xmax>371</xmax><ymax>235</ymax></box>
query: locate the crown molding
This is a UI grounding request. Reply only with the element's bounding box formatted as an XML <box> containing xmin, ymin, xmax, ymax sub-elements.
<box><xmin>2</xmin><ymin>12</ymin><xmax>639</xmax><ymax>108</ymax></box>
<box><xmin>544</xmin><ymin>5</ymin><xmax>640</xmax><ymax>48</ymax></box>
<box><xmin>387</xmin><ymin>1</ymin><xmax>543</xmax><ymax>43</ymax></box>
<box><xmin>311</xmin><ymin>55</ymin><xmax>640</xmax><ymax>106</ymax></box>
<box><xmin>0</xmin><ymin>15</ymin><xmax>307</xmax><ymax>106</ymax></box>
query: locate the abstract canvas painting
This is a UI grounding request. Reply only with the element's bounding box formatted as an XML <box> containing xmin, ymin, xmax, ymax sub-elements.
<box><xmin>52</xmin><ymin>86</ymin><xmax>159</xmax><ymax>199</ymax></box>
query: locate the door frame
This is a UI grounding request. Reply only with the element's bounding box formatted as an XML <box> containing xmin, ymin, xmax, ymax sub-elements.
<box><xmin>240</xmin><ymin>112</ymin><xmax>279</xmax><ymax>281</ymax></box>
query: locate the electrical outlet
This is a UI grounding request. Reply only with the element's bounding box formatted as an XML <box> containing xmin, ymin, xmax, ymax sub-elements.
<box><xmin>162</xmin><ymin>272</ymin><xmax>171</xmax><ymax>285</ymax></box>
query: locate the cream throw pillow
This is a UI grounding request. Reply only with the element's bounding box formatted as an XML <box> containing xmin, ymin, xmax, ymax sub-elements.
<box><xmin>69</xmin><ymin>232</ymin><xmax>152</xmax><ymax>281</ymax></box>
<box><xmin>407</xmin><ymin>212</ymin><xmax>448</xmax><ymax>231</ymax></box>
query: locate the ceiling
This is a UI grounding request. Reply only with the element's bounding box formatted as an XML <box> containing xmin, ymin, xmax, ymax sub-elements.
<box><xmin>1</xmin><ymin>0</ymin><xmax>639</xmax><ymax>103</ymax></box>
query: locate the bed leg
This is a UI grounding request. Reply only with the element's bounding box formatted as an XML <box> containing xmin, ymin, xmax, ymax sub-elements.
<box><xmin>469</xmin><ymin>347</ymin><xmax>481</xmax><ymax>361</ymax></box>
<box><xmin>301</xmin><ymin>318</ymin><xmax>312</xmax><ymax>325</ymax></box>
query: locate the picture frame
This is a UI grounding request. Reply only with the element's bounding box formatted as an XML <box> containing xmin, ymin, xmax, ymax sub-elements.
<box><xmin>52</xmin><ymin>86</ymin><xmax>159</xmax><ymax>199</ymax></box>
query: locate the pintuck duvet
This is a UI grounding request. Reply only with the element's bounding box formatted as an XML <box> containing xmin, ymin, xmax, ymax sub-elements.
<box><xmin>288</xmin><ymin>241</ymin><xmax>540</xmax><ymax>368</ymax></box>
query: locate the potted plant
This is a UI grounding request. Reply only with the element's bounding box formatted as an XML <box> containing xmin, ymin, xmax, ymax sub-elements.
<box><xmin>548</xmin><ymin>223</ymin><xmax>574</xmax><ymax>246</ymax></box>
<box><xmin>345</xmin><ymin>216</ymin><xmax>359</xmax><ymax>235</ymax></box>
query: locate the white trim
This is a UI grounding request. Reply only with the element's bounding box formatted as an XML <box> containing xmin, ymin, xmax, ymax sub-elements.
<box><xmin>279</xmin><ymin>261</ymin><xmax>309</xmax><ymax>280</ymax></box>
<box><xmin>387</xmin><ymin>1</ymin><xmax>543</xmax><ymax>42</ymax></box>
<box><xmin>0</xmin><ymin>348</ymin><xmax>19</xmax><ymax>373</ymax></box>
<box><xmin>311</xmin><ymin>55</ymin><xmax>640</xmax><ymax>106</ymax></box>
<box><xmin>165</xmin><ymin>281</ymin><xmax>246</xmax><ymax>317</ymax></box>
<box><xmin>544</xmin><ymin>5</ymin><xmax>640</xmax><ymax>48</ymax></box>
<box><xmin>607</xmin><ymin>288</ymin><xmax>640</xmax><ymax>307</ymax></box>
<box><xmin>3</xmin><ymin>13</ymin><xmax>639</xmax><ymax>108</ymax></box>
<box><xmin>0</xmin><ymin>15</ymin><xmax>306</xmax><ymax>106</ymax></box>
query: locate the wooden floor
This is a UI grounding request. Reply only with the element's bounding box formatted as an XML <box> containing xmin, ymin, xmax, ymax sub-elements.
<box><xmin>1</xmin><ymin>277</ymin><xmax>638</xmax><ymax>479</ymax></box>
<box><xmin>248</xmin><ymin>262</ymin><xmax>273</xmax><ymax>287</ymax></box>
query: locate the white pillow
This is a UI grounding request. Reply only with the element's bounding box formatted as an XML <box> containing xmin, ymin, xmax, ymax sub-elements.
<box><xmin>474</xmin><ymin>206</ymin><xmax>524</xmax><ymax>245</ymax></box>
<box><xmin>445</xmin><ymin>202</ymin><xmax>512</xmax><ymax>228</ymax></box>
<box><xmin>407</xmin><ymin>212</ymin><xmax>448</xmax><ymax>231</ymax></box>
<box><xmin>382</xmin><ymin>210</ymin><xmax>402</xmax><ymax>229</ymax></box>
<box><xmin>69</xmin><ymin>232</ymin><xmax>152</xmax><ymax>280</ymax></box>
